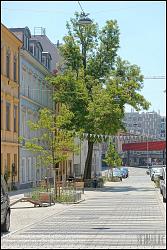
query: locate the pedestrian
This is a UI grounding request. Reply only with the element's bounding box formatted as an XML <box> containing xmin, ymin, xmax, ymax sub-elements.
<box><xmin>93</xmin><ymin>176</ymin><xmax>97</xmax><ymax>189</ymax></box>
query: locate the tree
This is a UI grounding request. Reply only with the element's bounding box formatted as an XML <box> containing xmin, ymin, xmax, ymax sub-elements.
<box><xmin>20</xmin><ymin>106</ymin><xmax>78</xmax><ymax>193</ymax></box>
<box><xmin>103</xmin><ymin>143</ymin><xmax>122</xmax><ymax>178</ymax></box>
<box><xmin>47</xmin><ymin>12</ymin><xmax>150</xmax><ymax>180</ymax></box>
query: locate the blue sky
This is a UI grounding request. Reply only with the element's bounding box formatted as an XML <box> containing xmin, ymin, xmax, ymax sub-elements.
<box><xmin>1</xmin><ymin>1</ymin><xmax>166</xmax><ymax>116</ymax></box>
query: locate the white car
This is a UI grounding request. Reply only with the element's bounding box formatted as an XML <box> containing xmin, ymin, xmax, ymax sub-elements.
<box><xmin>160</xmin><ymin>167</ymin><xmax>166</xmax><ymax>202</ymax></box>
<box><xmin>150</xmin><ymin>167</ymin><xmax>162</xmax><ymax>181</ymax></box>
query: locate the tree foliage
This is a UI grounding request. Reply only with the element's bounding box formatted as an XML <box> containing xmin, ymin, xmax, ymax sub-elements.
<box><xmin>103</xmin><ymin>143</ymin><xmax>122</xmax><ymax>168</ymax></box>
<box><xmin>20</xmin><ymin>107</ymin><xmax>78</xmax><ymax>172</ymax></box>
<box><xmin>47</xmin><ymin>12</ymin><xmax>150</xmax><ymax>180</ymax></box>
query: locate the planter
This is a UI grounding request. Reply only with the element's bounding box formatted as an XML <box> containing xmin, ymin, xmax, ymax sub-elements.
<box><xmin>84</xmin><ymin>179</ymin><xmax>104</xmax><ymax>188</ymax></box>
<box><xmin>26</xmin><ymin>191</ymin><xmax>55</xmax><ymax>206</ymax></box>
<box><xmin>39</xmin><ymin>192</ymin><xmax>53</xmax><ymax>203</ymax></box>
<box><xmin>108</xmin><ymin>176</ymin><xmax>121</xmax><ymax>182</ymax></box>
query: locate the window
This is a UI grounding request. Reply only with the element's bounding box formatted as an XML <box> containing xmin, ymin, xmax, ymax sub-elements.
<box><xmin>48</xmin><ymin>59</ymin><xmax>51</xmax><ymax>70</ymax></box>
<box><xmin>34</xmin><ymin>46</ymin><xmax>36</xmax><ymax>57</ymax></box>
<box><xmin>14</xmin><ymin>105</ymin><xmax>17</xmax><ymax>132</ymax></box>
<box><xmin>29</xmin><ymin>45</ymin><xmax>33</xmax><ymax>54</ymax></box>
<box><xmin>6</xmin><ymin>102</ymin><xmax>10</xmax><ymax>131</ymax></box>
<box><xmin>26</xmin><ymin>37</ymin><xmax>29</xmax><ymax>50</ymax></box>
<box><xmin>13</xmin><ymin>56</ymin><xmax>17</xmax><ymax>82</ymax></box>
<box><xmin>14</xmin><ymin>154</ymin><xmax>17</xmax><ymax>175</ymax></box>
<box><xmin>27</xmin><ymin>158</ymin><xmax>31</xmax><ymax>181</ymax></box>
<box><xmin>24</xmin><ymin>35</ymin><xmax>26</xmax><ymax>49</ymax></box>
<box><xmin>7</xmin><ymin>153</ymin><xmax>10</xmax><ymax>176</ymax></box>
<box><xmin>38</xmin><ymin>80</ymin><xmax>41</xmax><ymax>103</ymax></box>
<box><xmin>37</xmin><ymin>47</ymin><xmax>39</xmax><ymax>60</ymax></box>
<box><xmin>68</xmin><ymin>160</ymin><xmax>72</xmax><ymax>175</ymax></box>
<box><xmin>21</xmin><ymin>111</ymin><xmax>26</xmax><ymax>136</ymax></box>
<box><xmin>33</xmin><ymin>157</ymin><xmax>36</xmax><ymax>181</ymax></box>
<box><xmin>46</xmin><ymin>58</ymin><xmax>48</xmax><ymax>68</ymax></box>
<box><xmin>42</xmin><ymin>82</ymin><xmax>45</xmax><ymax>105</ymax></box>
<box><xmin>42</xmin><ymin>55</ymin><xmax>46</xmax><ymax>66</ymax></box>
<box><xmin>39</xmin><ymin>50</ymin><xmax>42</xmax><ymax>62</ymax></box>
<box><xmin>27</xmin><ymin>85</ymin><xmax>30</xmax><ymax>98</ymax></box>
<box><xmin>21</xmin><ymin>158</ymin><xmax>26</xmax><ymax>183</ymax></box>
<box><xmin>6</xmin><ymin>52</ymin><xmax>10</xmax><ymax>78</ymax></box>
<box><xmin>24</xmin><ymin>34</ymin><xmax>29</xmax><ymax>50</ymax></box>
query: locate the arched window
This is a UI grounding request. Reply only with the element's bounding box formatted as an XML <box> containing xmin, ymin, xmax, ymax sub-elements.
<box><xmin>6</xmin><ymin>50</ymin><xmax>10</xmax><ymax>78</ymax></box>
<box><xmin>24</xmin><ymin>27</ymin><xmax>31</xmax><ymax>50</ymax></box>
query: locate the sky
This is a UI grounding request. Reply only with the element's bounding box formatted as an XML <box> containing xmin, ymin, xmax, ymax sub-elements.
<box><xmin>1</xmin><ymin>1</ymin><xmax>166</xmax><ymax>116</ymax></box>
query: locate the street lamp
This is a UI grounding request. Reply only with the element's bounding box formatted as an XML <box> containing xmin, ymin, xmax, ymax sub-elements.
<box><xmin>77</xmin><ymin>1</ymin><xmax>93</xmax><ymax>180</ymax></box>
<box><xmin>77</xmin><ymin>1</ymin><xmax>93</xmax><ymax>25</ymax></box>
<box><xmin>78</xmin><ymin>12</ymin><xmax>93</xmax><ymax>25</ymax></box>
<box><xmin>146</xmin><ymin>134</ymin><xmax>149</xmax><ymax>167</ymax></box>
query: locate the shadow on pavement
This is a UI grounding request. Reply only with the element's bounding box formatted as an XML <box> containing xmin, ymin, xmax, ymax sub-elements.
<box><xmin>91</xmin><ymin>185</ymin><xmax>155</xmax><ymax>193</ymax></box>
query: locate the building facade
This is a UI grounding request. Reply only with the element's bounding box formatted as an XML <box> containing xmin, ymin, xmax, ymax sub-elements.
<box><xmin>10</xmin><ymin>27</ymin><xmax>53</xmax><ymax>189</ymax></box>
<box><xmin>122</xmin><ymin>111</ymin><xmax>166</xmax><ymax>166</ymax></box>
<box><xmin>160</xmin><ymin>116</ymin><xmax>166</xmax><ymax>139</ymax></box>
<box><xmin>1</xmin><ymin>23</ymin><xmax>22</xmax><ymax>190</ymax></box>
<box><xmin>123</xmin><ymin>111</ymin><xmax>163</xmax><ymax>138</ymax></box>
<box><xmin>31</xmin><ymin>29</ymin><xmax>75</xmax><ymax>182</ymax></box>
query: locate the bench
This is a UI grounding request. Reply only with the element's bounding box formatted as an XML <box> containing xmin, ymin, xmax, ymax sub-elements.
<box><xmin>10</xmin><ymin>197</ymin><xmax>42</xmax><ymax>207</ymax></box>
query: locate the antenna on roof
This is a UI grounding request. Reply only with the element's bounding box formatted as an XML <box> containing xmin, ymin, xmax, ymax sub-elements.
<box><xmin>34</xmin><ymin>27</ymin><xmax>46</xmax><ymax>36</ymax></box>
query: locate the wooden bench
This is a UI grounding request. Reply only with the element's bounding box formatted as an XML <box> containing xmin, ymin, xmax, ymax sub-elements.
<box><xmin>10</xmin><ymin>197</ymin><xmax>42</xmax><ymax>207</ymax></box>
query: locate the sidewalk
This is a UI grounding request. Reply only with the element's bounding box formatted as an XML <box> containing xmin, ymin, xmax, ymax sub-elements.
<box><xmin>8</xmin><ymin>187</ymin><xmax>87</xmax><ymax>233</ymax></box>
<box><xmin>8</xmin><ymin>184</ymin><xmax>100</xmax><ymax>233</ymax></box>
<box><xmin>9</xmin><ymin>202</ymin><xmax>73</xmax><ymax>234</ymax></box>
<box><xmin>9</xmin><ymin>190</ymin><xmax>79</xmax><ymax>234</ymax></box>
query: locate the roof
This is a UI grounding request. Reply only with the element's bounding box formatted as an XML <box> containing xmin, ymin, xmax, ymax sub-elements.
<box><xmin>31</xmin><ymin>35</ymin><xmax>62</xmax><ymax>72</ymax></box>
<box><xmin>1</xmin><ymin>23</ymin><xmax>23</xmax><ymax>45</ymax></box>
<box><xmin>9</xmin><ymin>26</ymin><xmax>31</xmax><ymax>37</ymax></box>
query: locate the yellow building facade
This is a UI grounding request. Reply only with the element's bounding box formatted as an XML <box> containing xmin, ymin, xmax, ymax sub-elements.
<box><xmin>1</xmin><ymin>23</ymin><xmax>22</xmax><ymax>190</ymax></box>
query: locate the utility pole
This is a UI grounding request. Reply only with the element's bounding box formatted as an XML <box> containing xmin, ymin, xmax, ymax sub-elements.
<box><xmin>146</xmin><ymin>135</ymin><xmax>149</xmax><ymax>167</ymax></box>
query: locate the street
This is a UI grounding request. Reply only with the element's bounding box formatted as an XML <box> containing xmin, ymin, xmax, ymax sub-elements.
<box><xmin>1</xmin><ymin>167</ymin><xmax>166</xmax><ymax>249</ymax></box>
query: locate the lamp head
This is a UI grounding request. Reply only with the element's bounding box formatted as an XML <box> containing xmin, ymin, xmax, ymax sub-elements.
<box><xmin>78</xmin><ymin>12</ymin><xmax>93</xmax><ymax>25</ymax></box>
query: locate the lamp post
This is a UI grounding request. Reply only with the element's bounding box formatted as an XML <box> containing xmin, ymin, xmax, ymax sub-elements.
<box><xmin>142</xmin><ymin>132</ymin><xmax>149</xmax><ymax>167</ymax></box>
<box><xmin>77</xmin><ymin>1</ymin><xmax>93</xmax><ymax>180</ymax></box>
<box><xmin>146</xmin><ymin>134</ymin><xmax>149</xmax><ymax>167</ymax></box>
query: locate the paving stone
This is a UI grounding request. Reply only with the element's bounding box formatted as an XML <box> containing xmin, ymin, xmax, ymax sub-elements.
<box><xmin>1</xmin><ymin>167</ymin><xmax>166</xmax><ymax>249</ymax></box>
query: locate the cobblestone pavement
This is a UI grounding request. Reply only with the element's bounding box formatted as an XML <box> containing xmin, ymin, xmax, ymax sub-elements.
<box><xmin>1</xmin><ymin>167</ymin><xmax>166</xmax><ymax>249</ymax></box>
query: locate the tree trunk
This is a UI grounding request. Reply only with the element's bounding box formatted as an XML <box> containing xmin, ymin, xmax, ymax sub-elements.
<box><xmin>111</xmin><ymin>168</ymin><xmax>113</xmax><ymax>179</ymax></box>
<box><xmin>83</xmin><ymin>140</ymin><xmax>94</xmax><ymax>180</ymax></box>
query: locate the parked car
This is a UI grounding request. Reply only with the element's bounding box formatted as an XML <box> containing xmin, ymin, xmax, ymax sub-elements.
<box><xmin>120</xmin><ymin>167</ymin><xmax>128</xmax><ymax>178</ymax></box>
<box><xmin>113</xmin><ymin>168</ymin><xmax>122</xmax><ymax>181</ymax></box>
<box><xmin>147</xmin><ymin>165</ymin><xmax>165</xmax><ymax>176</ymax></box>
<box><xmin>150</xmin><ymin>167</ymin><xmax>163</xmax><ymax>181</ymax></box>
<box><xmin>1</xmin><ymin>175</ymin><xmax>11</xmax><ymax>232</ymax></box>
<box><xmin>159</xmin><ymin>167</ymin><xmax>166</xmax><ymax>202</ymax></box>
